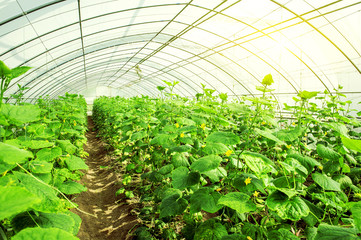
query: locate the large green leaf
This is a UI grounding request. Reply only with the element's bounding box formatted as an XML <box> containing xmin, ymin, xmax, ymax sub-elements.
<box><xmin>298</xmin><ymin>90</ymin><xmax>318</xmax><ymax>100</ymax></box>
<box><xmin>203</xmin><ymin>167</ymin><xmax>227</xmax><ymax>183</ymax></box>
<box><xmin>268</xmin><ymin>228</ymin><xmax>299</xmax><ymax>240</ymax></box>
<box><xmin>273</xmin><ymin>127</ymin><xmax>305</xmax><ymax>142</ymax></box>
<box><xmin>312</xmin><ymin>192</ymin><xmax>347</xmax><ymax>211</ymax></box>
<box><xmin>171</xmin><ymin>153</ymin><xmax>189</xmax><ymax>167</ymax></box>
<box><xmin>21</xmin><ymin>140</ymin><xmax>54</xmax><ymax>150</ymax></box>
<box><xmin>29</xmin><ymin>160</ymin><xmax>53</xmax><ymax>174</ymax></box>
<box><xmin>9</xmin><ymin>66</ymin><xmax>32</xmax><ymax>79</ymax></box>
<box><xmin>150</xmin><ymin>134</ymin><xmax>176</xmax><ymax>147</ymax></box>
<box><xmin>316</xmin><ymin>144</ymin><xmax>340</xmax><ymax>161</ymax></box>
<box><xmin>205</xmin><ymin>131</ymin><xmax>240</xmax><ymax>145</ymax></box>
<box><xmin>190</xmin><ymin>155</ymin><xmax>222</xmax><ymax>173</ymax></box>
<box><xmin>323</xmin><ymin>123</ymin><xmax>349</xmax><ymax>136</ymax></box>
<box><xmin>36</xmin><ymin>147</ymin><xmax>62</xmax><ymax>162</ymax></box>
<box><xmin>64</xmin><ymin>155</ymin><xmax>88</xmax><ymax>171</ymax></box>
<box><xmin>255</xmin><ymin>128</ymin><xmax>285</xmax><ymax>145</ymax></box>
<box><xmin>0</xmin><ymin>186</ymin><xmax>40</xmax><ymax>220</ymax></box>
<box><xmin>341</xmin><ymin>135</ymin><xmax>361</xmax><ymax>153</ymax></box>
<box><xmin>11</xmin><ymin>211</ymin><xmax>76</xmax><ymax>233</ymax></box>
<box><xmin>350</xmin><ymin>201</ymin><xmax>361</xmax><ymax>232</ymax></box>
<box><xmin>190</xmin><ymin>188</ymin><xmax>222</xmax><ymax>214</ymax></box>
<box><xmin>131</xmin><ymin>131</ymin><xmax>147</xmax><ymax>141</ymax></box>
<box><xmin>266</xmin><ymin>191</ymin><xmax>309</xmax><ymax>221</ymax></box>
<box><xmin>288</xmin><ymin>153</ymin><xmax>320</xmax><ymax>174</ymax></box>
<box><xmin>312</xmin><ymin>173</ymin><xmax>341</xmax><ymax>191</ymax></box>
<box><xmin>1</xmin><ymin>104</ymin><xmax>41</xmax><ymax>125</ymax></box>
<box><xmin>172</xmin><ymin>167</ymin><xmax>200</xmax><ymax>190</ymax></box>
<box><xmin>13</xmin><ymin>171</ymin><xmax>63</xmax><ymax>212</ymax></box>
<box><xmin>218</xmin><ymin>192</ymin><xmax>256</xmax><ymax>214</ymax></box>
<box><xmin>242</xmin><ymin>152</ymin><xmax>275</xmax><ymax>175</ymax></box>
<box><xmin>314</xmin><ymin>224</ymin><xmax>359</xmax><ymax>240</ymax></box>
<box><xmin>56</xmin><ymin>140</ymin><xmax>77</xmax><ymax>154</ymax></box>
<box><xmin>203</xmin><ymin>142</ymin><xmax>229</xmax><ymax>155</ymax></box>
<box><xmin>194</xmin><ymin>219</ymin><xmax>228</xmax><ymax>240</ymax></box>
<box><xmin>169</xmin><ymin>145</ymin><xmax>193</xmax><ymax>153</ymax></box>
<box><xmin>56</xmin><ymin>181</ymin><xmax>87</xmax><ymax>194</ymax></box>
<box><xmin>159</xmin><ymin>193</ymin><xmax>188</xmax><ymax>218</ymax></box>
<box><xmin>12</xmin><ymin>227</ymin><xmax>79</xmax><ymax>240</ymax></box>
<box><xmin>0</xmin><ymin>142</ymin><xmax>33</xmax><ymax>165</ymax></box>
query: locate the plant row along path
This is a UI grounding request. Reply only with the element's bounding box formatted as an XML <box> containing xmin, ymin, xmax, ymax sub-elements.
<box><xmin>0</xmin><ymin>93</ymin><xmax>89</xmax><ymax>239</ymax></box>
<box><xmin>72</xmin><ymin>117</ymin><xmax>139</xmax><ymax>240</ymax></box>
<box><xmin>92</xmin><ymin>77</ymin><xmax>361</xmax><ymax>240</ymax></box>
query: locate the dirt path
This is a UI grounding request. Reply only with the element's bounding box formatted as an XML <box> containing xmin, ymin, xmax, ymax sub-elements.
<box><xmin>72</xmin><ymin>117</ymin><xmax>139</xmax><ymax>240</ymax></box>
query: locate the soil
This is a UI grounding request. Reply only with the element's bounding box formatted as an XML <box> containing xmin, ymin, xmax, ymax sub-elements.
<box><xmin>71</xmin><ymin>117</ymin><xmax>140</xmax><ymax>240</ymax></box>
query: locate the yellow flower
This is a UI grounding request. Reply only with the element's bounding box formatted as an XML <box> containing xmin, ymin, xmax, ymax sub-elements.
<box><xmin>74</xmin><ymin>122</ymin><xmax>76</xmax><ymax>126</ymax></box>
<box><xmin>244</xmin><ymin>177</ymin><xmax>252</xmax><ymax>185</ymax></box>
<box><xmin>318</xmin><ymin>165</ymin><xmax>323</xmax><ymax>170</ymax></box>
<box><xmin>225</xmin><ymin>150</ymin><xmax>233</xmax><ymax>157</ymax></box>
<box><xmin>249</xmin><ymin>118</ymin><xmax>252</xmax><ymax>121</ymax></box>
<box><xmin>200</xmin><ymin>123</ymin><xmax>206</xmax><ymax>130</ymax></box>
<box><xmin>201</xmin><ymin>145</ymin><xmax>206</xmax><ymax>148</ymax></box>
<box><xmin>261</xmin><ymin>121</ymin><xmax>266</xmax><ymax>125</ymax></box>
<box><xmin>66</xmin><ymin>154</ymin><xmax>70</xmax><ymax>157</ymax></box>
<box><xmin>148</xmin><ymin>124</ymin><xmax>151</xmax><ymax>129</ymax></box>
<box><xmin>247</xmin><ymin>236</ymin><xmax>253</xmax><ymax>240</ymax></box>
<box><xmin>292</xmin><ymin>122</ymin><xmax>296</xmax><ymax>126</ymax></box>
<box><xmin>63</xmin><ymin>119</ymin><xmax>66</xmax><ymax>123</ymax></box>
<box><xmin>286</xmin><ymin>145</ymin><xmax>291</xmax><ymax>149</ymax></box>
<box><xmin>324</xmin><ymin>132</ymin><xmax>328</xmax><ymax>136</ymax></box>
<box><xmin>23</xmin><ymin>126</ymin><xmax>26</xmax><ymax>130</ymax></box>
<box><xmin>180</xmin><ymin>133</ymin><xmax>185</xmax><ymax>138</ymax></box>
<box><xmin>175</xmin><ymin>123</ymin><xmax>179</xmax><ymax>128</ymax></box>
<box><xmin>216</xmin><ymin>188</ymin><xmax>222</xmax><ymax>192</ymax></box>
<box><xmin>253</xmin><ymin>191</ymin><xmax>260</xmax><ymax>197</ymax></box>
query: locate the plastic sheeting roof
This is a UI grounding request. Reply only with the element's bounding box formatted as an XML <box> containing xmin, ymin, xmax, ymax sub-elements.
<box><xmin>1</xmin><ymin>0</ymin><xmax>361</xmax><ymax>105</ymax></box>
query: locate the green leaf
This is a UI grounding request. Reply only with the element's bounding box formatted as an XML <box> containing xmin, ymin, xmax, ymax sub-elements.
<box><xmin>0</xmin><ymin>186</ymin><xmax>40</xmax><ymax>220</ymax></box>
<box><xmin>0</xmin><ymin>60</ymin><xmax>11</xmax><ymax>76</ymax></box>
<box><xmin>169</xmin><ymin>145</ymin><xmax>193</xmax><ymax>153</ymax></box>
<box><xmin>0</xmin><ymin>142</ymin><xmax>33</xmax><ymax>165</ymax></box>
<box><xmin>131</xmin><ymin>131</ymin><xmax>147</xmax><ymax>141</ymax></box>
<box><xmin>268</xmin><ymin>228</ymin><xmax>299</xmax><ymax>240</ymax></box>
<box><xmin>262</xmin><ymin>73</ymin><xmax>274</xmax><ymax>86</ymax></box>
<box><xmin>288</xmin><ymin>153</ymin><xmax>320</xmax><ymax>174</ymax></box>
<box><xmin>314</xmin><ymin>224</ymin><xmax>359</xmax><ymax>240</ymax></box>
<box><xmin>203</xmin><ymin>167</ymin><xmax>227</xmax><ymax>183</ymax></box>
<box><xmin>316</xmin><ymin>144</ymin><xmax>340</xmax><ymax>161</ymax></box>
<box><xmin>190</xmin><ymin>155</ymin><xmax>222</xmax><ymax>173</ymax></box>
<box><xmin>158</xmin><ymin>164</ymin><xmax>174</xmax><ymax>175</ymax></box>
<box><xmin>298</xmin><ymin>90</ymin><xmax>318</xmax><ymax>100</ymax></box>
<box><xmin>242</xmin><ymin>152</ymin><xmax>275</xmax><ymax>175</ymax></box>
<box><xmin>172</xmin><ymin>167</ymin><xmax>200</xmax><ymax>190</ymax></box>
<box><xmin>255</xmin><ymin>128</ymin><xmax>285</xmax><ymax>144</ymax></box>
<box><xmin>312</xmin><ymin>173</ymin><xmax>341</xmax><ymax>191</ymax></box>
<box><xmin>218</xmin><ymin>192</ymin><xmax>256</xmax><ymax>214</ymax></box>
<box><xmin>56</xmin><ymin>181</ymin><xmax>87</xmax><ymax>194</ymax></box>
<box><xmin>1</xmin><ymin>104</ymin><xmax>41</xmax><ymax>125</ymax></box>
<box><xmin>203</xmin><ymin>142</ymin><xmax>229</xmax><ymax>155</ymax></box>
<box><xmin>175</xmin><ymin>117</ymin><xmax>196</xmax><ymax>126</ymax></box>
<box><xmin>341</xmin><ymin>135</ymin><xmax>361</xmax><ymax>153</ymax></box>
<box><xmin>9</xmin><ymin>66</ymin><xmax>32</xmax><ymax>79</ymax></box>
<box><xmin>12</xmin><ymin>227</ymin><xmax>79</xmax><ymax>240</ymax></box>
<box><xmin>13</xmin><ymin>171</ymin><xmax>63</xmax><ymax>212</ymax></box>
<box><xmin>150</xmin><ymin>134</ymin><xmax>176</xmax><ymax>147</ymax></box>
<box><xmin>190</xmin><ymin>188</ymin><xmax>222</xmax><ymax>213</ymax></box>
<box><xmin>350</xmin><ymin>201</ymin><xmax>361</xmax><ymax>232</ymax></box>
<box><xmin>273</xmin><ymin>127</ymin><xmax>305</xmax><ymax>142</ymax></box>
<box><xmin>266</xmin><ymin>191</ymin><xmax>309</xmax><ymax>221</ymax></box>
<box><xmin>206</xmin><ymin>131</ymin><xmax>240</xmax><ymax>145</ymax></box>
<box><xmin>323</xmin><ymin>122</ymin><xmax>349</xmax><ymax>136</ymax></box>
<box><xmin>11</xmin><ymin>211</ymin><xmax>76</xmax><ymax>233</ymax></box>
<box><xmin>159</xmin><ymin>193</ymin><xmax>188</xmax><ymax>218</ymax></box>
<box><xmin>29</xmin><ymin>160</ymin><xmax>53</xmax><ymax>174</ymax></box>
<box><xmin>194</xmin><ymin>219</ymin><xmax>228</xmax><ymax>240</ymax></box>
<box><xmin>65</xmin><ymin>155</ymin><xmax>88</xmax><ymax>171</ymax></box>
<box><xmin>56</xmin><ymin>140</ymin><xmax>77</xmax><ymax>154</ymax></box>
<box><xmin>36</xmin><ymin>147</ymin><xmax>62</xmax><ymax>162</ymax></box>
<box><xmin>171</xmin><ymin>153</ymin><xmax>189</xmax><ymax>167</ymax></box>
<box><xmin>255</xmin><ymin>86</ymin><xmax>275</xmax><ymax>92</ymax></box>
<box><xmin>312</xmin><ymin>192</ymin><xmax>347</xmax><ymax>211</ymax></box>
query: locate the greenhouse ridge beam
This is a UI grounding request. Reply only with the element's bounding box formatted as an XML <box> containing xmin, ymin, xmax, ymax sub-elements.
<box><xmin>77</xmin><ymin>0</ymin><xmax>88</xmax><ymax>88</ymax></box>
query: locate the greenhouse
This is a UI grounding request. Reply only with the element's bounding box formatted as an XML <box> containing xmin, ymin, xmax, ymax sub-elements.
<box><xmin>1</xmin><ymin>0</ymin><xmax>361</xmax><ymax>239</ymax></box>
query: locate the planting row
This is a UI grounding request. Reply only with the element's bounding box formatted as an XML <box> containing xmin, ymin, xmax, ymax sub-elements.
<box><xmin>0</xmin><ymin>92</ymin><xmax>88</xmax><ymax>240</ymax></box>
<box><xmin>93</xmin><ymin>78</ymin><xmax>361</xmax><ymax>240</ymax></box>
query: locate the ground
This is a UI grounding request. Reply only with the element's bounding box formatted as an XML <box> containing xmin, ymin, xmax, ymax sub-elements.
<box><xmin>71</xmin><ymin>118</ymin><xmax>139</xmax><ymax>240</ymax></box>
